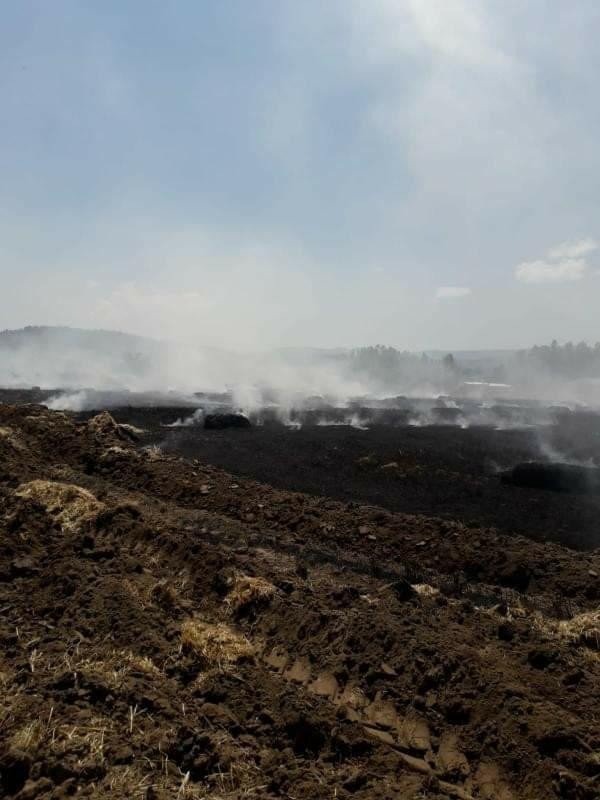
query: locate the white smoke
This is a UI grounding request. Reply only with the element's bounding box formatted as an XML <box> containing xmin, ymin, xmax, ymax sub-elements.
<box><xmin>163</xmin><ymin>408</ymin><xmax>204</xmax><ymax>428</ymax></box>
<box><xmin>46</xmin><ymin>390</ymin><xmax>91</xmax><ymax>412</ymax></box>
<box><xmin>316</xmin><ymin>413</ymin><xmax>370</xmax><ymax>430</ymax></box>
<box><xmin>535</xmin><ymin>430</ymin><xmax>597</xmax><ymax>468</ymax></box>
<box><xmin>4</xmin><ymin>328</ymin><xmax>600</xmax><ymax>431</ymax></box>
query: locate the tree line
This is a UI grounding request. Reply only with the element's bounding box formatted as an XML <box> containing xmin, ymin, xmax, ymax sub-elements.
<box><xmin>518</xmin><ymin>340</ymin><xmax>600</xmax><ymax>379</ymax></box>
<box><xmin>346</xmin><ymin>345</ymin><xmax>460</xmax><ymax>390</ymax></box>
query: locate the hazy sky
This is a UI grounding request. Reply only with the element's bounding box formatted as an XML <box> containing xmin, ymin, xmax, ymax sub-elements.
<box><xmin>1</xmin><ymin>1</ymin><xmax>599</xmax><ymax>351</ymax></box>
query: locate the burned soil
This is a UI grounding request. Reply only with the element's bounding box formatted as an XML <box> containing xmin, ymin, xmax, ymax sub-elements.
<box><xmin>0</xmin><ymin>404</ymin><xmax>599</xmax><ymax>799</ymax></box>
<box><xmin>92</xmin><ymin>405</ymin><xmax>600</xmax><ymax>551</ymax></box>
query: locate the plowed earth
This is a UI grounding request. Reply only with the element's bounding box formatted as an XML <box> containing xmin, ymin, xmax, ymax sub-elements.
<box><xmin>0</xmin><ymin>404</ymin><xmax>599</xmax><ymax>799</ymax></box>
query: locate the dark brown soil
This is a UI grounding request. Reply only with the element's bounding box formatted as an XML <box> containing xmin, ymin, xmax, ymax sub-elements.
<box><xmin>0</xmin><ymin>404</ymin><xmax>599</xmax><ymax>799</ymax></box>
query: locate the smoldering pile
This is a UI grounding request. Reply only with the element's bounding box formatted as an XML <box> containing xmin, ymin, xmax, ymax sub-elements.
<box><xmin>502</xmin><ymin>462</ymin><xmax>600</xmax><ymax>494</ymax></box>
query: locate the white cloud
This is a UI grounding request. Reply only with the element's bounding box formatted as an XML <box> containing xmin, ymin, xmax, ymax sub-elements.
<box><xmin>515</xmin><ymin>258</ymin><xmax>586</xmax><ymax>284</ymax></box>
<box><xmin>547</xmin><ymin>238</ymin><xmax>598</xmax><ymax>260</ymax></box>
<box><xmin>435</xmin><ymin>286</ymin><xmax>472</xmax><ymax>299</ymax></box>
<box><xmin>348</xmin><ymin>0</ymin><xmax>506</xmax><ymax>68</ymax></box>
<box><xmin>404</xmin><ymin>0</ymin><xmax>507</xmax><ymax>67</ymax></box>
<box><xmin>515</xmin><ymin>239</ymin><xmax>597</xmax><ymax>284</ymax></box>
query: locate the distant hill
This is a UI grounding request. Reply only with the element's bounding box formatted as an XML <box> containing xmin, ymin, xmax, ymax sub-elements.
<box><xmin>0</xmin><ymin>326</ymin><xmax>166</xmax><ymax>390</ymax></box>
<box><xmin>0</xmin><ymin>326</ymin><xmax>249</xmax><ymax>393</ymax></box>
<box><xmin>0</xmin><ymin>325</ymin><xmax>159</xmax><ymax>351</ymax></box>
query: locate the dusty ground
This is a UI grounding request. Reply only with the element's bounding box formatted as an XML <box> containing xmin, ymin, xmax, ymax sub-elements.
<box><xmin>0</xmin><ymin>403</ymin><xmax>599</xmax><ymax>799</ymax></box>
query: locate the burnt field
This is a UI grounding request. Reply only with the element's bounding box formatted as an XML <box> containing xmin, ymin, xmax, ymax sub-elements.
<box><xmin>78</xmin><ymin>404</ymin><xmax>600</xmax><ymax>552</ymax></box>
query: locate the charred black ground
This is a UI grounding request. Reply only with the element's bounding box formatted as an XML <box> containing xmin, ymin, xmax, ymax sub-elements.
<box><xmin>71</xmin><ymin>403</ymin><xmax>600</xmax><ymax>552</ymax></box>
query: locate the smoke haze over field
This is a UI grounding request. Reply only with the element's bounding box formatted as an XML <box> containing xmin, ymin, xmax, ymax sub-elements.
<box><xmin>3</xmin><ymin>327</ymin><xmax>600</xmax><ymax>414</ymax></box>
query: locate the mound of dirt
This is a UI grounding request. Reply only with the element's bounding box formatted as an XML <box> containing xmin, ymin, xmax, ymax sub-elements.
<box><xmin>0</xmin><ymin>404</ymin><xmax>599</xmax><ymax>799</ymax></box>
<box><xmin>204</xmin><ymin>413</ymin><xmax>251</xmax><ymax>430</ymax></box>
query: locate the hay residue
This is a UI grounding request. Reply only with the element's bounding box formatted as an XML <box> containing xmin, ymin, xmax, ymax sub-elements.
<box><xmin>16</xmin><ymin>480</ymin><xmax>104</xmax><ymax>532</ymax></box>
<box><xmin>557</xmin><ymin>609</ymin><xmax>600</xmax><ymax>650</ymax></box>
<box><xmin>226</xmin><ymin>574</ymin><xmax>276</xmax><ymax>614</ymax></box>
<box><xmin>144</xmin><ymin>444</ymin><xmax>163</xmax><ymax>461</ymax></box>
<box><xmin>413</xmin><ymin>583</ymin><xmax>440</xmax><ymax>597</ymax></box>
<box><xmin>181</xmin><ymin>619</ymin><xmax>255</xmax><ymax>666</ymax></box>
<box><xmin>0</xmin><ymin>426</ymin><xmax>25</xmax><ymax>450</ymax></box>
<box><xmin>118</xmin><ymin>423</ymin><xmax>147</xmax><ymax>439</ymax></box>
<box><xmin>79</xmin><ymin>650</ymin><xmax>161</xmax><ymax>687</ymax></box>
<box><xmin>100</xmin><ymin>445</ymin><xmax>131</xmax><ymax>459</ymax></box>
<box><xmin>531</xmin><ymin>607</ymin><xmax>600</xmax><ymax>653</ymax></box>
<box><xmin>10</xmin><ymin>719</ymin><xmax>45</xmax><ymax>752</ymax></box>
<box><xmin>87</xmin><ymin>411</ymin><xmax>120</xmax><ymax>435</ymax></box>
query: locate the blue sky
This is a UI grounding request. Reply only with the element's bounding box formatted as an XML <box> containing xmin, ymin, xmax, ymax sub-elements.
<box><xmin>1</xmin><ymin>1</ymin><xmax>600</xmax><ymax>350</ymax></box>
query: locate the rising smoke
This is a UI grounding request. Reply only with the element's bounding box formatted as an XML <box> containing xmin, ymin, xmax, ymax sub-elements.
<box><xmin>2</xmin><ymin>328</ymin><xmax>600</xmax><ymax>432</ymax></box>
